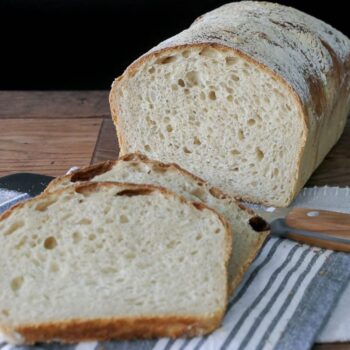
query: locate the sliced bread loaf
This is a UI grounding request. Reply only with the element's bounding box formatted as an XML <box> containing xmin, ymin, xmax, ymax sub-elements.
<box><xmin>46</xmin><ymin>153</ymin><xmax>270</xmax><ymax>292</ymax></box>
<box><xmin>109</xmin><ymin>1</ymin><xmax>350</xmax><ymax>207</ymax></box>
<box><xmin>0</xmin><ymin>182</ymin><xmax>231</xmax><ymax>344</ymax></box>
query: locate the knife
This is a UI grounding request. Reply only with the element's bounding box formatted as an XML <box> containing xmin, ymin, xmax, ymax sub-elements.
<box><xmin>250</xmin><ymin>205</ymin><xmax>350</xmax><ymax>252</ymax></box>
<box><xmin>0</xmin><ymin>173</ymin><xmax>54</xmax><ymax>197</ymax></box>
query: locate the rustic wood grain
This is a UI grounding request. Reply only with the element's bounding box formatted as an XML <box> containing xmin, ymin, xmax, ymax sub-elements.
<box><xmin>0</xmin><ymin>91</ymin><xmax>110</xmax><ymax>119</ymax></box>
<box><xmin>307</xmin><ymin>118</ymin><xmax>350</xmax><ymax>186</ymax></box>
<box><xmin>91</xmin><ymin>119</ymin><xmax>119</xmax><ymax>164</ymax></box>
<box><xmin>0</xmin><ymin>118</ymin><xmax>102</xmax><ymax>177</ymax></box>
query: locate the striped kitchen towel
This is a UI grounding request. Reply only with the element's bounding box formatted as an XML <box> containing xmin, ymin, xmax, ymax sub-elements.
<box><xmin>1</xmin><ymin>186</ymin><xmax>350</xmax><ymax>350</ymax></box>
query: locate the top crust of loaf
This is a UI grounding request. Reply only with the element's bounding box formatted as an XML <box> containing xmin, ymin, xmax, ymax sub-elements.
<box><xmin>114</xmin><ymin>1</ymin><xmax>350</xmax><ymax>118</ymax></box>
<box><xmin>0</xmin><ymin>182</ymin><xmax>232</xmax><ymax>344</ymax></box>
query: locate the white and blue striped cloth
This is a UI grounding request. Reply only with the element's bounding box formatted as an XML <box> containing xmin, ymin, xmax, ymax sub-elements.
<box><xmin>1</xmin><ymin>186</ymin><xmax>350</xmax><ymax>350</ymax></box>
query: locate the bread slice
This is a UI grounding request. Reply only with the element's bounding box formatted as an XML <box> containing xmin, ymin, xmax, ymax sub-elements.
<box><xmin>109</xmin><ymin>1</ymin><xmax>350</xmax><ymax>207</ymax></box>
<box><xmin>0</xmin><ymin>182</ymin><xmax>231</xmax><ymax>344</ymax></box>
<box><xmin>46</xmin><ymin>153</ymin><xmax>270</xmax><ymax>293</ymax></box>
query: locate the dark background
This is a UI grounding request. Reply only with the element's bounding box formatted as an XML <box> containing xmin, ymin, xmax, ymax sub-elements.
<box><xmin>0</xmin><ymin>0</ymin><xmax>348</xmax><ymax>90</ymax></box>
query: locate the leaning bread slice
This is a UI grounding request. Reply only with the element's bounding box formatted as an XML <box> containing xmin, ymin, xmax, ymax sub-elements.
<box><xmin>0</xmin><ymin>182</ymin><xmax>231</xmax><ymax>344</ymax></box>
<box><xmin>46</xmin><ymin>153</ymin><xmax>270</xmax><ymax>292</ymax></box>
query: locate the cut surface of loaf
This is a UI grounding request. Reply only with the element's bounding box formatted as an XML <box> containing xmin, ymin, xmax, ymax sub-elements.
<box><xmin>46</xmin><ymin>153</ymin><xmax>270</xmax><ymax>292</ymax></box>
<box><xmin>110</xmin><ymin>1</ymin><xmax>350</xmax><ymax>207</ymax></box>
<box><xmin>0</xmin><ymin>183</ymin><xmax>230</xmax><ymax>344</ymax></box>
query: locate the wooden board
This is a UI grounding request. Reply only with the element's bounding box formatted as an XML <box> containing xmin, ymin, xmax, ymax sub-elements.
<box><xmin>0</xmin><ymin>118</ymin><xmax>102</xmax><ymax>177</ymax></box>
<box><xmin>0</xmin><ymin>91</ymin><xmax>110</xmax><ymax>119</ymax></box>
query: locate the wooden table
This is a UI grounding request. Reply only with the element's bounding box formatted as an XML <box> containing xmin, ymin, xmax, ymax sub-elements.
<box><xmin>0</xmin><ymin>91</ymin><xmax>349</xmax><ymax>349</ymax></box>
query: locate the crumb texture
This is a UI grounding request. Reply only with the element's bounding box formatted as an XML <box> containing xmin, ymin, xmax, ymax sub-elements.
<box><xmin>0</xmin><ymin>184</ymin><xmax>228</xmax><ymax>337</ymax></box>
<box><xmin>48</xmin><ymin>154</ymin><xmax>270</xmax><ymax>290</ymax></box>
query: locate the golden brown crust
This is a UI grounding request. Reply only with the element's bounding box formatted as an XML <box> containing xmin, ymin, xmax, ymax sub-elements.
<box><xmin>1</xmin><ymin>313</ymin><xmax>223</xmax><ymax>345</ymax></box>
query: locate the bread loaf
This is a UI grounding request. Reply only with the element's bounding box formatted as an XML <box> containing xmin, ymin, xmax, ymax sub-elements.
<box><xmin>0</xmin><ymin>183</ymin><xmax>231</xmax><ymax>344</ymax></box>
<box><xmin>46</xmin><ymin>153</ymin><xmax>270</xmax><ymax>292</ymax></box>
<box><xmin>110</xmin><ymin>1</ymin><xmax>350</xmax><ymax>207</ymax></box>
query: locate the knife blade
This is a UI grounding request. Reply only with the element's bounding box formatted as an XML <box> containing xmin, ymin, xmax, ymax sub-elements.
<box><xmin>0</xmin><ymin>173</ymin><xmax>54</xmax><ymax>197</ymax></box>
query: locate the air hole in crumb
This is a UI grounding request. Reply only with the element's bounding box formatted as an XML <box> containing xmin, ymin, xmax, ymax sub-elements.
<box><xmin>231</xmin><ymin>149</ymin><xmax>240</xmax><ymax>156</ymax></box>
<box><xmin>183</xmin><ymin>147</ymin><xmax>192</xmax><ymax>154</ymax></box>
<box><xmin>208</xmin><ymin>91</ymin><xmax>217</xmax><ymax>100</ymax></box>
<box><xmin>238</xmin><ymin>130</ymin><xmax>245</xmax><ymax>140</ymax></box>
<box><xmin>199</xmin><ymin>48</ymin><xmax>218</xmax><ymax>58</ymax></box>
<box><xmin>15</xmin><ymin>236</ymin><xmax>27</xmax><ymax>250</ymax></box>
<box><xmin>72</xmin><ymin>232</ymin><xmax>81</xmax><ymax>244</ymax></box>
<box><xmin>273</xmin><ymin>168</ymin><xmax>279</xmax><ymax>177</ymax></box>
<box><xmin>225</xmin><ymin>56</ymin><xmax>238</xmax><ymax>65</ymax></box>
<box><xmin>1</xmin><ymin>309</ymin><xmax>9</xmax><ymax>317</ymax></box>
<box><xmin>186</xmin><ymin>71</ymin><xmax>200</xmax><ymax>86</ymax></box>
<box><xmin>171</xmin><ymin>84</ymin><xmax>178</xmax><ymax>91</ymax></box>
<box><xmin>44</xmin><ymin>236</ymin><xmax>57</xmax><ymax>250</ymax></box>
<box><xmin>196</xmin><ymin>233</ymin><xmax>203</xmax><ymax>240</ymax></box>
<box><xmin>120</xmin><ymin>215</ymin><xmax>129</xmax><ymax>223</ymax></box>
<box><xmin>155</xmin><ymin>55</ymin><xmax>177</xmax><ymax>64</ymax></box>
<box><xmin>144</xmin><ymin>145</ymin><xmax>151</xmax><ymax>152</ymax></box>
<box><xmin>231</xmin><ymin>74</ymin><xmax>240</xmax><ymax>81</ymax></box>
<box><xmin>126</xmin><ymin>252</ymin><xmax>136</xmax><ymax>260</ymax></box>
<box><xmin>78</xmin><ymin>218</ymin><xmax>92</xmax><ymax>225</ymax></box>
<box><xmin>148</xmin><ymin>67</ymin><xmax>155</xmax><ymax>74</ymax></box>
<box><xmin>4</xmin><ymin>220</ymin><xmax>24</xmax><ymax>236</ymax></box>
<box><xmin>182</xmin><ymin>50</ymin><xmax>190</xmax><ymax>58</ymax></box>
<box><xmin>184</xmin><ymin>88</ymin><xmax>190</xmax><ymax>95</ymax></box>
<box><xmin>248</xmin><ymin>118</ymin><xmax>256</xmax><ymax>126</ymax></box>
<box><xmin>50</xmin><ymin>262</ymin><xmax>59</xmax><ymax>272</ymax></box>
<box><xmin>200</xmin><ymin>91</ymin><xmax>206</xmax><ymax>100</ymax></box>
<box><xmin>227</xmin><ymin>95</ymin><xmax>233</xmax><ymax>102</ymax></box>
<box><xmin>10</xmin><ymin>276</ymin><xmax>24</xmax><ymax>292</ymax></box>
<box><xmin>285</xmin><ymin>104</ymin><xmax>292</xmax><ymax>111</ymax></box>
<box><xmin>256</xmin><ymin>147</ymin><xmax>264</xmax><ymax>161</ymax></box>
<box><xmin>89</xmin><ymin>234</ymin><xmax>96</xmax><ymax>241</ymax></box>
<box><xmin>214</xmin><ymin>228</ymin><xmax>221</xmax><ymax>234</ymax></box>
<box><xmin>178</xmin><ymin>79</ymin><xmax>185</xmax><ymax>87</ymax></box>
<box><xmin>35</xmin><ymin>198</ymin><xmax>56</xmax><ymax>212</ymax></box>
<box><xmin>193</xmin><ymin>136</ymin><xmax>201</xmax><ymax>145</ymax></box>
<box><xmin>166</xmin><ymin>241</ymin><xmax>177</xmax><ymax>249</ymax></box>
<box><xmin>191</xmin><ymin>251</ymin><xmax>198</xmax><ymax>255</ymax></box>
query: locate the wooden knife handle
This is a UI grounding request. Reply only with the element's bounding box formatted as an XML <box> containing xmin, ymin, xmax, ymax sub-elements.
<box><xmin>285</xmin><ymin>208</ymin><xmax>350</xmax><ymax>252</ymax></box>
